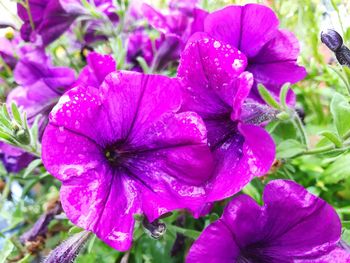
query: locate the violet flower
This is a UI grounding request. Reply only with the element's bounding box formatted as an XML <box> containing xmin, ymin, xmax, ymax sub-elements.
<box><xmin>193</xmin><ymin>4</ymin><xmax>307</xmax><ymax>104</ymax></box>
<box><xmin>178</xmin><ymin>35</ymin><xmax>275</xmax><ymax>201</ymax></box>
<box><xmin>0</xmin><ymin>142</ymin><xmax>34</xmax><ymax>173</ymax></box>
<box><xmin>7</xmin><ymin>48</ymin><xmax>75</xmax><ymax>127</ymax></box>
<box><xmin>75</xmin><ymin>51</ymin><xmax>116</xmax><ymax>87</ymax></box>
<box><xmin>41</xmin><ymin>70</ymin><xmax>214</xmax><ymax>251</ymax></box>
<box><xmin>0</xmin><ymin>36</ymin><xmax>17</xmax><ymax>69</ymax></box>
<box><xmin>187</xmin><ymin>180</ymin><xmax>345</xmax><ymax>263</ymax></box>
<box><xmin>17</xmin><ymin>0</ymin><xmax>118</xmax><ymax>46</ymax></box>
<box><xmin>137</xmin><ymin>2</ymin><xmax>208</xmax><ymax>70</ymax></box>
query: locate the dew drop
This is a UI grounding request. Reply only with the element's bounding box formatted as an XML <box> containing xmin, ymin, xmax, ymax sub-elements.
<box><xmin>213</xmin><ymin>41</ymin><xmax>221</xmax><ymax>48</ymax></box>
<box><xmin>75</xmin><ymin>120</ymin><xmax>81</xmax><ymax>129</ymax></box>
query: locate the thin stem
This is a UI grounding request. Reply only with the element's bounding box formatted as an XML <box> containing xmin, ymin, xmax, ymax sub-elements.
<box><xmin>24</xmin><ymin>0</ymin><xmax>35</xmax><ymax>32</ymax></box>
<box><xmin>0</xmin><ymin>56</ymin><xmax>12</xmax><ymax>77</ymax></box>
<box><xmin>292</xmin><ymin>111</ymin><xmax>309</xmax><ymax>149</ymax></box>
<box><xmin>0</xmin><ymin>174</ymin><xmax>13</xmax><ymax>210</ymax></box>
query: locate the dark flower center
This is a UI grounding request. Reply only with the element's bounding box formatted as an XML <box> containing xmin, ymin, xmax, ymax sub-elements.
<box><xmin>103</xmin><ymin>140</ymin><xmax>130</xmax><ymax>167</ymax></box>
<box><xmin>237</xmin><ymin>244</ymin><xmax>283</xmax><ymax>263</ymax></box>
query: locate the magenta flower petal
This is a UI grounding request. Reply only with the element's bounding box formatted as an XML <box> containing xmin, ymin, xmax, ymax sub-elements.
<box><xmin>75</xmin><ymin>52</ymin><xmax>116</xmax><ymax>87</ymax></box>
<box><xmin>186</xmin><ymin>220</ymin><xmax>240</xmax><ymax>263</ymax></box>
<box><xmin>42</xmin><ymin>71</ymin><xmax>213</xmax><ymax>251</ymax></box>
<box><xmin>187</xmin><ymin>180</ymin><xmax>342</xmax><ymax>262</ymax></box>
<box><xmin>248</xmin><ymin>30</ymin><xmax>306</xmax><ymax>85</ymax></box>
<box><xmin>178</xmin><ymin>34</ymin><xmax>275</xmax><ymax>201</ymax></box>
<box><xmin>297</xmin><ymin>247</ymin><xmax>350</xmax><ymax>263</ymax></box>
<box><xmin>207</xmin><ymin>123</ymin><xmax>275</xmax><ymax>201</ymax></box>
<box><xmin>179</xmin><ymin>34</ymin><xmax>248</xmax><ymax>116</ymax></box>
<box><xmin>196</xmin><ymin>3</ymin><xmax>306</xmax><ymax>105</ymax></box>
<box><xmin>204</xmin><ymin>4</ymin><xmax>279</xmax><ymax>58</ymax></box>
<box><xmin>262</xmin><ymin>180</ymin><xmax>341</xmax><ymax>258</ymax></box>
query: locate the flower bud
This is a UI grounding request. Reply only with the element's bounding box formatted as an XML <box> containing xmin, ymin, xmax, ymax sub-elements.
<box><xmin>321</xmin><ymin>29</ymin><xmax>343</xmax><ymax>52</ymax></box>
<box><xmin>142</xmin><ymin>218</ymin><xmax>166</xmax><ymax>239</ymax></box>
<box><xmin>335</xmin><ymin>45</ymin><xmax>350</xmax><ymax>67</ymax></box>
<box><xmin>14</xmin><ymin>129</ymin><xmax>31</xmax><ymax>145</ymax></box>
<box><xmin>5</xmin><ymin>27</ymin><xmax>14</xmax><ymax>40</ymax></box>
<box><xmin>44</xmin><ymin>231</ymin><xmax>92</xmax><ymax>263</ymax></box>
<box><xmin>240</xmin><ymin>102</ymin><xmax>279</xmax><ymax>125</ymax></box>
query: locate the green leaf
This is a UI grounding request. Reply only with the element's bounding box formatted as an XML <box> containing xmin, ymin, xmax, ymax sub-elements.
<box><xmin>0</xmin><ymin>239</ymin><xmax>14</xmax><ymax>263</ymax></box>
<box><xmin>322</xmin><ymin>154</ymin><xmax>350</xmax><ymax>184</ymax></box>
<box><xmin>11</xmin><ymin>102</ymin><xmax>22</xmax><ymax>125</ymax></box>
<box><xmin>330</xmin><ymin>93</ymin><xmax>350</xmax><ymax>138</ymax></box>
<box><xmin>23</xmin><ymin>159</ymin><xmax>42</xmax><ymax>178</ymax></box>
<box><xmin>319</xmin><ymin>131</ymin><xmax>343</xmax><ymax>148</ymax></box>
<box><xmin>136</xmin><ymin>57</ymin><xmax>150</xmax><ymax>73</ymax></box>
<box><xmin>279</xmin><ymin>82</ymin><xmax>291</xmax><ymax>109</ymax></box>
<box><xmin>276</xmin><ymin>139</ymin><xmax>306</xmax><ymax>159</ymax></box>
<box><xmin>87</xmin><ymin>235</ymin><xmax>97</xmax><ymax>253</ymax></box>
<box><xmin>167</xmin><ymin>225</ymin><xmax>200</xmax><ymax>239</ymax></box>
<box><xmin>258</xmin><ymin>84</ymin><xmax>280</xmax><ymax>109</ymax></box>
<box><xmin>2</xmin><ymin>104</ymin><xmax>10</xmax><ymax>120</ymax></box>
<box><xmin>69</xmin><ymin>226</ymin><xmax>84</xmax><ymax>234</ymax></box>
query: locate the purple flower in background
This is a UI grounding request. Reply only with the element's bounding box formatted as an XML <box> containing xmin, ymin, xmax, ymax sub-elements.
<box><xmin>126</xmin><ymin>30</ymin><xmax>155</xmax><ymax>71</ymax></box>
<box><xmin>17</xmin><ymin>0</ymin><xmax>80</xmax><ymax>46</ymax></box>
<box><xmin>7</xmin><ymin>48</ymin><xmax>75</xmax><ymax>128</ymax></box>
<box><xmin>0</xmin><ymin>142</ymin><xmax>34</xmax><ymax>173</ymax></box>
<box><xmin>178</xmin><ymin>35</ymin><xmax>275</xmax><ymax>201</ymax></box>
<box><xmin>187</xmin><ymin>180</ymin><xmax>344</xmax><ymax>263</ymax></box>
<box><xmin>194</xmin><ymin>4</ymin><xmax>306</xmax><ymax>104</ymax></box>
<box><xmin>17</xmin><ymin>0</ymin><xmax>118</xmax><ymax>46</ymax></box>
<box><xmin>138</xmin><ymin>2</ymin><xmax>208</xmax><ymax>70</ymax></box>
<box><xmin>0</xmin><ymin>36</ymin><xmax>18</xmax><ymax>69</ymax></box>
<box><xmin>41</xmin><ymin>71</ymin><xmax>214</xmax><ymax>251</ymax></box>
<box><xmin>75</xmin><ymin>52</ymin><xmax>116</xmax><ymax>87</ymax></box>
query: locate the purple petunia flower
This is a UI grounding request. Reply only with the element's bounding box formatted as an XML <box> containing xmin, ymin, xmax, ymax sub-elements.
<box><xmin>134</xmin><ymin>2</ymin><xmax>207</xmax><ymax>70</ymax></box>
<box><xmin>178</xmin><ymin>35</ymin><xmax>275</xmax><ymax>201</ymax></box>
<box><xmin>0</xmin><ymin>36</ymin><xmax>18</xmax><ymax>69</ymax></box>
<box><xmin>75</xmin><ymin>52</ymin><xmax>116</xmax><ymax>87</ymax></box>
<box><xmin>187</xmin><ymin>179</ymin><xmax>346</xmax><ymax>263</ymax></box>
<box><xmin>41</xmin><ymin>70</ymin><xmax>214</xmax><ymax>251</ymax></box>
<box><xmin>17</xmin><ymin>0</ymin><xmax>118</xmax><ymax>46</ymax></box>
<box><xmin>7</xmin><ymin>48</ymin><xmax>75</xmax><ymax>128</ymax></box>
<box><xmin>126</xmin><ymin>29</ymin><xmax>155</xmax><ymax>72</ymax></box>
<box><xmin>0</xmin><ymin>142</ymin><xmax>34</xmax><ymax>173</ymax></box>
<box><xmin>191</xmin><ymin>3</ymin><xmax>307</xmax><ymax>104</ymax></box>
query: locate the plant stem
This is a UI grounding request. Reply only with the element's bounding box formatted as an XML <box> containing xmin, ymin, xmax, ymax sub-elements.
<box><xmin>292</xmin><ymin>111</ymin><xmax>309</xmax><ymax>149</ymax></box>
<box><xmin>24</xmin><ymin>0</ymin><xmax>35</xmax><ymax>32</ymax></box>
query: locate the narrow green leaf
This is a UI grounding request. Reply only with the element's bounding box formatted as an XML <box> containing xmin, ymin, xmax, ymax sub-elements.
<box><xmin>279</xmin><ymin>82</ymin><xmax>291</xmax><ymax>109</ymax></box>
<box><xmin>11</xmin><ymin>102</ymin><xmax>23</xmax><ymax>125</ymax></box>
<box><xmin>0</xmin><ymin>239</ymin><xmax>14</xmax><ymax>263</ymax></box>
<box><xmin>23</xmin><ymin>159</ymin><xmax>42</xmax><ymax>178</ymax></box>
<box><xmin>320</xmin><ymin>131</ymin><xmax>343</xmax><ymax>148</ymax></box>
<box><xmin>136</xmin><ymin>57</ymin><xmax>150</xmax><ymax>73</ymax></box>
<box><xmin>257</xmin><ymin>84</ymin><xmax>280</xmax><ymax>109</ymax></box>
<box><xmin>87</xmin><ymin>235</ymin><xmax>97</xmax><ymax>253</ymax></box>
<box><xmin>2</xmin><ymin>104</ymin><xmax>10</xmax><ymax>120</ymax></box>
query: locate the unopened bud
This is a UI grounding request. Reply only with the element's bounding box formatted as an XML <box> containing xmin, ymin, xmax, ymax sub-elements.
<box><xmin>5</xmin><ymin>27</ymin><xmax>14</xmax><ymax>40</ymax></box>
<box><xmin>44</xmin><ymin>231</ymin><xmax>92</xmax><ymax>263</ymax></box>
<box><xmin>142</xmin><ymin>218</ymin><xmax>166</xmax><ymax>239</ymax></box>
<box><xmin>321</xmin><ymin>29</ymin><xmax>343</xmax><ymax>52</ymax></box>
<box><xmin>276</xmin><ymin>111</ymin><xmax>290</xmax><ymax>121</ymax></box>
<box><xmin>14</xmin><ymin>129</ymin><xmax>31</xmax><ymax>145</ymax></box>
<box><xmin>335</xmin><ymin>45</ymin><xmax>350</xmax><ymax>67</ymax></box>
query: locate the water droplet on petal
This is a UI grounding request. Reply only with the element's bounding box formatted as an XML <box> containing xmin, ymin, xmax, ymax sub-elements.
<box><xmin>213</xmin><ymin>41</ymin><xmax>221</xmax><ymax>48</ymax></box>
